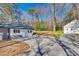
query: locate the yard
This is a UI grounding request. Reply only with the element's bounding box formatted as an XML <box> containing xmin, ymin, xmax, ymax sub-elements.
<box><xmin>0</xmin><ymin>33</ymin><xmax>78</xmax><ymax>56</ymax></box>
<box><xmin>33</xmin><ymin>30</ymin><xmax>63</xmax><ymax>37</ymax></box>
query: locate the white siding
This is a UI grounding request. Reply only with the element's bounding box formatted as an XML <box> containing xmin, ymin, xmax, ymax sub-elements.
<box><xmin>64</xmin><ymin>27</ymin><xmax>74</xmax><ymax>34</ymax></box>
<box><xmin>64</xmin><ymin>20</ymin><xmax>79</xmax><ymax>34</ymax></box>
<box><xmin>10</xmin><ymin>29</ymin><xmax>32</xmax><ymax>38</ymax></box>
<box><xmin>0</xmin><ymin>33</ymin><xmax>3</xmax><ymax>40</ymax></box>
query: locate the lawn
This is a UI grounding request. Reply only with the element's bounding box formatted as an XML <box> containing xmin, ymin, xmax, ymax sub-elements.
<box><xmin>33</xmin><ymin>30</ymin><xmax>63</xmax><ymax>37</ymax></box>
<box><xmin>52</xmin><ymin>30</ymin><xmax>63</xmax><ymax>36</ymax></box>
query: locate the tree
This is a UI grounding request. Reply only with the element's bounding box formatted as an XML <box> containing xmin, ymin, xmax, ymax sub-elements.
<box><xmin>28</xmin><ymin>8</ymin><xmax>41</xmax><ymax>30</ymax></box>
<box><xmin>28</xmin><ymin>8</ymin><xmax>35</xmax><ymax>20</ymax></box>
<box><xmin>48</xmin><ymin>3</ymin><xmax>66</xmax><ymax>31</ymax></box>
<box><xmin>0</xmin><ymin>3</ymin><xmax>22</xmax><ymax>40</ymax></box>
<box><xmin>0</xmin><ymin>3</ymin><xmax>19</xmax><ymax>23</ymax></box>
<box><xmin>48</xmin><ymin>4</ymin><xmax>57</xmax><ymax>31</ymax></box>
<box><xmin>11</xmin><ymin>3</ymin><xmax>23</xmax><ymax>23</ymax></box>
<box><xmin>53</xmin><ymin>4</ymin><xmax>57</xmax><ymax>32</ymax></box>
<box><xmin>28</xmin><ymin>8</ymin><xmax>36</xmax><ymax>28</ymax></box>
<box><xmin>71</xmin><ymin>3</ymin><xmax>79</xmax><ymax>20</ymax></box>
<box><xmin>61</xmin><ymin>3</ymin><xmax>79</xmax><ymax>27</ymax></box>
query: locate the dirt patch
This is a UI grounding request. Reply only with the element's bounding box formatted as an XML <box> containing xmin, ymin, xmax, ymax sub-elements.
<box><xmin>0</xmin><ymin>40</ymin><xmax>30</xmax><ymax>56</ymax></box>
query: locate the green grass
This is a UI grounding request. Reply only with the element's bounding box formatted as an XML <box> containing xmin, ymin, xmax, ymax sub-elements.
<box><xmin>52</xmin><ymin>30</ymin><xmax>63</xmax><ymax>37</ymax></box>
<box><xmin>33</xmin><ymin>30</ymin><xmax>63</xmax><ymax>37</ymax></box>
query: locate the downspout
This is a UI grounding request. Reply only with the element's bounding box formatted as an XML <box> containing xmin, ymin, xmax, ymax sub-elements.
<box><xmin>8</xmin><ymin>28</ymin><xmax>11</xmax><ymax>40</ymax></box>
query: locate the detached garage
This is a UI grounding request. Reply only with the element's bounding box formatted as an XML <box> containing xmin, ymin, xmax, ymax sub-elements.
<box><xmin>64</xmin><ymin>20</ymin><xmax>79</xmax><ymax>34</ymax></box>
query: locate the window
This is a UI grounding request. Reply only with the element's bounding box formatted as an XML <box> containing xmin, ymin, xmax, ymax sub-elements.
<box><xmin>71</xmin><ymin>28</ymin><xmax>73</xmax><ymax>30</ymax></box>
<box><xmin>14</xmin><ymin>29</ymin><xmax>20</xmax><ymax>33</ymax></box>
<box><xmin>29</xmin><ymin>30</ymin><xmax>32</xmax><ymax>33</ymax></box>
<box><xmin>28</xmin><ymin>30</ymin><xmax>32</xmax><ymax>33</ymax></box>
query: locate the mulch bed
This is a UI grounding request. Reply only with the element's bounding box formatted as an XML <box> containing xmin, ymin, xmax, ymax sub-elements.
<box><xmin>0</xmin><ymin>40</ymin><xmax>30</xmax><ymax>56</ymax></box>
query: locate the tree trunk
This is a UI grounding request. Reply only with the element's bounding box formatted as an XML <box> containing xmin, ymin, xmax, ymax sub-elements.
<box><xmin>53</xmin><ymin>3</ymin><xmax>56</xmax><ymax>32</ymax></box>
<box><xmin>35</xmin><ymin>13</ymin><xmax>40</xmax><ymax>30</ymax></box>
<box><xmin>48</xmin><ymin>4</ymin><xmax>57</xmax><ymax>31</ymax></box>
<box><xmin>72</xmin><ymin>3</ymin><xmax>79</xmax><ymax>20</ymax></box>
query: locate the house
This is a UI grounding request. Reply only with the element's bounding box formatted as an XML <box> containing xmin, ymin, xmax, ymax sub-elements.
<box><xmin>0</xmin><ymin>23</ymin><xmax>33</xmax><ymax>40</ymax></box>
<box><xmin>64</xmin><ymin>19</ymin><xmax>79</xmax><ymax>34</ymax></box>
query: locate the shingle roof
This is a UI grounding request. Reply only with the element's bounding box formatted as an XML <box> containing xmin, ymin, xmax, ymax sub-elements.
<box><xmin>64</xmin><ymin>20</ymin><xmax>79</xmax><ymax>29</ymax></box>
<box><xmin>0</xmin><ymin>23</ymin><xmax>33</xmax><ymax>29</ymax></box>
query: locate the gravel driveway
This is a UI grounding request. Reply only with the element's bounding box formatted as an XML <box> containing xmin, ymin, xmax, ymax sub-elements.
<box><xmin>14</xmin><ymin>34</ymin><xmax>79</xmax><ymax>56</ymax></box>
<box><xmin>17</xmin><ymin>36</ymin><xmax>66</xmax><ymax>56</ymax></box>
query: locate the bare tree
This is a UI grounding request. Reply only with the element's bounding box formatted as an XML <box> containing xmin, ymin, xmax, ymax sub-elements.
<box><xmin>71</xmin><ymin>3</ymin><xmax>79</xmax><ymax>20</ymax></box>
<box><xmin>53</xmin><ymin>4</ymin><xmax>57</xmax><ymax>31</ymax></box>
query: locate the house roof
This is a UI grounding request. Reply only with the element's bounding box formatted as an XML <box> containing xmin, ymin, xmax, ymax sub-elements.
<box><xmin>0</xmin><ymin>23</ymin><xmax>33</xmax><ymax>29</ymax></box>
<box><xmin>64</xmin><ymin>20</ymin><xmax>79</xmax><ymax>28</ymax></box>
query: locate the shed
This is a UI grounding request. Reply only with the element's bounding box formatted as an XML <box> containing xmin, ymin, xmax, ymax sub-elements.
<box><xmin>64</xmin><ymin>20</ymin><xmax>79</xmax><ymax>34</ymax></box>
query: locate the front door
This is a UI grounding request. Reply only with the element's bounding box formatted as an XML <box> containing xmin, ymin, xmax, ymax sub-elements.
<box><xmin>2</xmin><ymin>28</ymin><xmax>11</xmax><ymax>40</ymax></box>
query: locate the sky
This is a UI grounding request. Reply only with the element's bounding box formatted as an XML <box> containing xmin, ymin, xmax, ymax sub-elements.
<box><xmin>16</xmin><ymin>3</ymin><xmax>51</xmax><ymax>20</ymax></box>
<box><xmin>14</xmin><ymin>3</ymin><xmax>72</xmax><ymax>21</ymax></box>
<box><xmin>17</xmin><ymin>3</ymin><xmax>48</xmax><ymax>12</ymax></box>
<box><xmin>0</xmin><ymin>3</ymin><xmax>72</xmax><ymax>21</ymax></box>
<box><xmin>0</xmin><ymin>3</ymin><xmax>70</xmax><ymax>19</ymax></box>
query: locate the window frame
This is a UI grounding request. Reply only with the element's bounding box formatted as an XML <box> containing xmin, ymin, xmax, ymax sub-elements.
<box><xmin>28</xmin><ymin>30</ymin><xmax>32</xmax><ymax>33</ymax></box>
<box><xmin>14</xmin><ymin>29</ymin><xmax>20</xmax><ymax>33</ymax></box>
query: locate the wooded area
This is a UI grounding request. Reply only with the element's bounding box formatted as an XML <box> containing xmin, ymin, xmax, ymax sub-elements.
<box><xmin>0</xmin><ymin>3</ymin><xmax>79</xmax><ymax>56</ymax></box>
<box><xmin>0</xmin><ymin>3</ymin><xmax>79</xmax><ymax>32</ymax></box>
